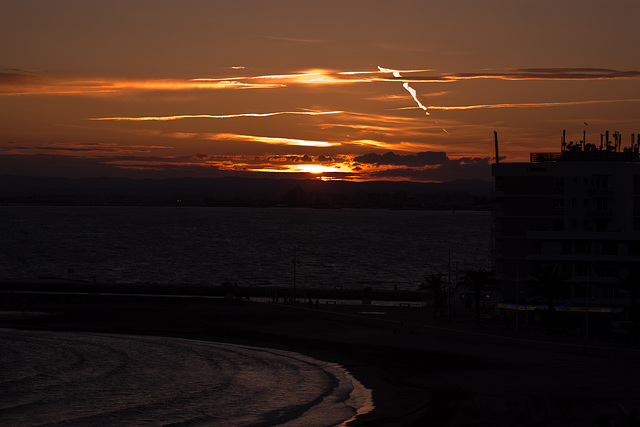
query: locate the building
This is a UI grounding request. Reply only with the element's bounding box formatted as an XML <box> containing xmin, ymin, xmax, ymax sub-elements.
<box><xmin>492</xmin><ymin>131</ymin><xmax>640</xmax><ymax>327</ymax></box>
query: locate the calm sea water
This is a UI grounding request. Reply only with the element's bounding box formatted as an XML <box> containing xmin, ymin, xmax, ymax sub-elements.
<box><xmin>0</xmin><ymin>329</ymin><xmax>372</xmax><ymax>426</ymax></box>
<box><xmin>0</xmin><ymin>206</ymin><xmax>491</xmax><ymax>290</ymax></box>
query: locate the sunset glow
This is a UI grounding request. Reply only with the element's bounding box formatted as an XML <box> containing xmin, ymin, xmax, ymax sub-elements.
<box><xmin>2</xmin><ymin>1</ymin><xmax>640</xmax><ymax>182</ymax></box>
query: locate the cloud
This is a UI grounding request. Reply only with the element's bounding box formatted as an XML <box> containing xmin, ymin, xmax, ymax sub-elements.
<box><xmin>350</xmin><ymin>151</ymin><xmax>494</xmax><ymax>181</ymax></box>
<box><xmin>90</xmin><ymin>110</ymin><xmax>343</xmax><ymax>121</ymax></box>
<box><xmin>0</xmin><ymin>74</ymin><xmax>282</xmax><ymax>96</ymax></box>
<box><xmin>204</xmin><ymin>133</ymin><xmax>341</xmax><ymax>148</ymax></box>
<box><xmin>428</xmin><ymin>98</ymin><xmax>640</xmax><ymax>111</ymax></box>
<box><xmin>7</xmin><ymin>66</ymin><xmax>638</xmax><ymax>98</ymax></box>
<box><xmin>0</xmin><ymin>71</ymin><xmax>41</xmax><ymax>85</ymax></box>
<box><xmin>0</xmin><ymin>141</ymin><xmax>170</xmax><ymax>156</ymax></box>
<box><xmin>353</xmin><ymin>151</ymin><xmax>450</xmax><ymax>167</ymax></box>
<box><xmin>364</xmin><ymin>156</ymin><xmax>493</xmax><ymax>182</ymax></box>
<box><xmin>441</xmin><ymin>68</ymin><xmax>640</xmax><ymax>81</ymax></box>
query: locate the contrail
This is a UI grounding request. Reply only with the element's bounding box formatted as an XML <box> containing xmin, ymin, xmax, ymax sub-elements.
<box><xmin>402</xmin><ymin>82</ymin><xmax>429</xmax><ymax>115</ymax></box>
<box><xmin>378</xmin><ymin>66</ymin><xmax>429</xmax><ymax>115</ymax></box>
<box><xmin>90</xmin><ymin>110</ymin><xmax>343</xmax><ymax>121</ymax></box>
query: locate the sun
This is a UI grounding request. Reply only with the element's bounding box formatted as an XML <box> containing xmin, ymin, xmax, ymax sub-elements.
<box><xmin>294</xmin><ymin>164</ymin><xmax>350</xmax><ymax>174</ymax></box>
<box><xmin>295</xmin><ymin>164</ymin><xmax>332</xmax><ymax>174</ymax></box>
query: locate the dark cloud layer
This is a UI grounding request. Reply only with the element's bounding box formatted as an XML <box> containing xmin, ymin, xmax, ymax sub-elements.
<box><xmin>353</xmin><ymin>151</ymin><xmax>449</xmax><ymax>167</ymax></box>
<box><xmin>362</xmin><ymin>156</ymin><xmax>492</xmax><ymax>182</ymax></box>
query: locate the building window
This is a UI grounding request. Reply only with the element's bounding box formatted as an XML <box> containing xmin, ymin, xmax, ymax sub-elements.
<box><xmin>595</xmin><ymin>175</ymin><xmax>609</xmax><ymax>189</ymax></box>
<box><xmin>575</xmin><ymin>241</ymin><xmax>591</xmax><ymax>254</ymax></box>
<box><xmin>553</xmin><ymin>220</ymin><xmax>564</xmax><ymax>231</ymax></box>
<box><xmin>575</xmin><ymin>263</ymin><xmax>590</xmax><ymax>276</ymax></box>
<box><xmin>602</xmin><ymin>241</ymin><xmax>618</xmax><ymax>255</ymax></box>
<box><xmin>596</xmin><ymin>219</ymin><xmax>608</xmax><ymax>232</ymax></box>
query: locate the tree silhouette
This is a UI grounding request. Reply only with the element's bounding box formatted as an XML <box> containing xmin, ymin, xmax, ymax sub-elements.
<box><xmin>460</xmin><ymin>269</ymin><xmax>497</xmax><ymax>326</ymax></box>
<box><xmin>420</xmin><ymin>273</ymin><xmax>446</xmax><ymax>318</ymax></box>
<box><xmin>528</xmin><ymin>264</ymin><xmax>572</xmax><ymax>333</ymax></box>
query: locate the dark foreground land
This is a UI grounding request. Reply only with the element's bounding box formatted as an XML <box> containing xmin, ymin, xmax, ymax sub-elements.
<box><xmin>2</xmin><ymin>286</ymin><xmax>640</xmax><ymax>426</ymax></box>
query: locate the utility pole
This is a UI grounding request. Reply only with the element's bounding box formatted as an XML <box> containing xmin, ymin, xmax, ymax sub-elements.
<box><xmin>585</xmin><ymin>273</ymin><xmax>590</xmax><ymax>340</ymax></box>
<box><xmin>448</xmin><ymin>250</ymin><xmax>451</xmax><ymax>320</ymax></box>
<box><xmin>516</xmin><ymin>268</ymin><xmax>519</xmax><ymax>331</ymax></box>
<box><xmin>292</xmin><ymin>246</ymin><xmax>297</xmax><ymax>303</ymax></box>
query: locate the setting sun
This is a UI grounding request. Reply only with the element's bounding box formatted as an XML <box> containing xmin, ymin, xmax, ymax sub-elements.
<box><xmin>295</xmin><ymin>164</ymin><xmax>342</xmax><ymax>174</ymax></box>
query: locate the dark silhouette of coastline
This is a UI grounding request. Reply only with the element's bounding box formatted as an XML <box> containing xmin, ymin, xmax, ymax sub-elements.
<box><xmin>0</xmin><ymin>175</ymin><xmax>491</xmax><ymax>209</ymax></box>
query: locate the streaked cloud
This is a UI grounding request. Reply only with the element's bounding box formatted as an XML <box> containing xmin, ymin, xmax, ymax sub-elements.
<box><xmin>204</xmin><ymin>133</ymin><xmax>341</xmax><ymax>148</ymax></box>
<box><xmin>0</xmin><ymin>73</ymin><xmax>283</xmax><ymax>96</ymax></box>
<box><xmin>444</xmin><ymin>68</ymin><xmax>640</xmax><ymax>81</ymax></box>
<box><xmin>6</xmin><ymin>67</ymin><xmax>639</xmax><ymax>98</ymax></box>
<box><xmin>90</xmin><ymin>110</ymin><xmax>343</xmax><ymax>122</ymax></box>
<box><xmin>429</xmin><ymin>98</ymin><xmax>640</xmax><ymax>111</ymax></box>
<box><xmin>0</xmin><ymin>141</ymin><xmax>170</xmax><ymax>156</ymax></box>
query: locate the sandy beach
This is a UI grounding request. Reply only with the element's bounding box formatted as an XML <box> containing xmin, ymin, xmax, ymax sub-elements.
<box><xmin>2</xmin><ymin>290</ymin><xmax>640</xmax><ymax>426</ymax></box>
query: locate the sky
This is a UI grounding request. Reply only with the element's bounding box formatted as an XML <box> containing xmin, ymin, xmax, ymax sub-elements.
<box><xmin>1</xmin><ymin>0</ymin><xmax>640</xmax><ymax>182</ymax></box>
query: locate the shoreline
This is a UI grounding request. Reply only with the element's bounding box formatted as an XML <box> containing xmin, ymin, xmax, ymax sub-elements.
<box><xmin>2</xmin><ymin>294</ymin><xmax>640</xmax><ymax>426</ymax></box>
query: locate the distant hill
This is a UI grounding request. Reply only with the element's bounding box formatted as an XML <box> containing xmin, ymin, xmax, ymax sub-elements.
<box><xmin>0</xmin><ymin>175</ymin><xmax>493</xmax><ymax>209</ymax></box>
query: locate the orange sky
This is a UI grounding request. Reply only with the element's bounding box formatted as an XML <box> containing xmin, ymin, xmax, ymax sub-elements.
<box><xmin>2</xmin><ymin>0</ymin><xmax>640</xmax><ymax>182</ymax></box>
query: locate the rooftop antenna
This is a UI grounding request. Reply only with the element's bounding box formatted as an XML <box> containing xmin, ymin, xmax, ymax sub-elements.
<box><xmin>494</xmin><ymin>131</ymin><xmax>500</xmax><ymax>164</ymax></box>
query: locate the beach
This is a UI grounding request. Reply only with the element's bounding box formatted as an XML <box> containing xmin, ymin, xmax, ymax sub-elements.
<box><xmin>2</xmin><ymin>290</ymin><xmax>640</xmax><ymax>426</ymax></box>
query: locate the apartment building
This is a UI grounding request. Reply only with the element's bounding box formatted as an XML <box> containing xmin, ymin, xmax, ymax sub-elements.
<box><xmin>493</xmin><ymin>131</ymin><xmax>640</xmax><ymax>313</ymax></box>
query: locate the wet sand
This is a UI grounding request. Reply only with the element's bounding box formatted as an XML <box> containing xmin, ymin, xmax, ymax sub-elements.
<box><xmin>2</xmin><ymin>292</ymin><xmax>640</xmax><ymax>426</ymax></box>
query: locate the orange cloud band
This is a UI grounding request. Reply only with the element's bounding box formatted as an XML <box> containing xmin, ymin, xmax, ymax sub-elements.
<box><xmin>205</xmin><ymin>133</ymin><xmax>341</xmax><ymax>148</ymax></box>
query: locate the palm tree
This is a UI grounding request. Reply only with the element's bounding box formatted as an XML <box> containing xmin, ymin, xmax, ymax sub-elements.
<box><xmin>528</xmin><ymin>264</ymin><xmax>571</xmax><ymax>333</ymax></box>
<box><xmin>420</xmin><ymin>273</ymin><xmax>445</xmax><ymax>318</ymax></box>
<box><xmin>460</xmin><ymin>269</ymin><xmax>496</xmax><ymax>326</ymax></box>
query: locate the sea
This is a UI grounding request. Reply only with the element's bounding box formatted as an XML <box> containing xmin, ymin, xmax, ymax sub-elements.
<box><xmin>0</xmin><ymin>329</ymin><xmax>372</xmax><ymax>426</ymax></box>
<box><xmin>0</xmin><ymin>206</ymin><xmax>490</xmax><ymax>426</ymax></box>
<box><xmin>0</xmin><ymin>206</ymin><xmax>491</xmax><ymax>290</ymax></box>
